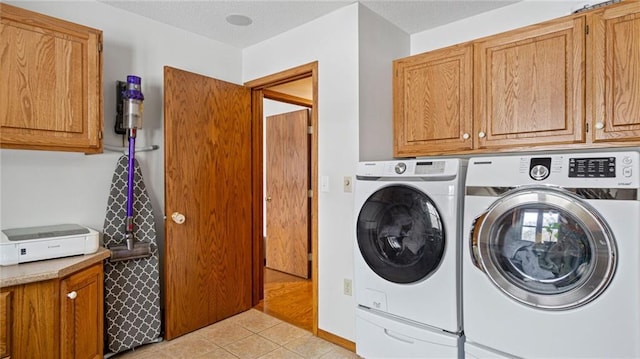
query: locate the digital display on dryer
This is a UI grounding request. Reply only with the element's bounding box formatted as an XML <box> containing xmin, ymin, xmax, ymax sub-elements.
<box><xmin>415</xmin><ymin>161</ymin><xmax>445</xmax><ymax>175</ymax></box>
<box><xmin>569</xmin><ymin>157</ymin><xmax>616</xmax><ymax>178</ymax></box>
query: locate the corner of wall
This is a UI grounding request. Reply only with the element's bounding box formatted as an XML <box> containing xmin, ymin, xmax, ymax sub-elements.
<box><xmin>357</xmin><ymin>4</ymin><xmax>409</xmax><ymax>161</ymax></box>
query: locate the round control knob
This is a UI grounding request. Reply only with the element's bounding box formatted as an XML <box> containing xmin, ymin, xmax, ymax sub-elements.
<box><xmin>462</xmin><ymin>133</ymin><xmax>470</xmax><ymax>140</ymax></box>
<box><xmin>67</xmin><ymin>291</ymin><xmax>77</xmax><ymax>300</ymax></box>
<box><xmin>595</xmin><ymin>122</ymin><xmax>605</xmax><ymax>130</ymax></box>
<box><xmin>395</xmin><ymin>162</ymin><xmax>407</xmax><ymax>174</ymax></box>
<box><xmin>478</xmin><ymin>132</ymin><xmax>486</xmax><ymax>138</ymax></box>
<box><xmin>171</xmin><ymin>212</ymin><xmax>186</xmax><ymax>224</ymax></box>
<box><xmin>530</xmin><ymin>164</ymin><xmax>550</xmax><ymax>181</ymax></box>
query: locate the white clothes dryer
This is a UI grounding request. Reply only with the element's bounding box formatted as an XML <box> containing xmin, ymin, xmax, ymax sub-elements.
<box><xmin>354</xmin><ymin>159</ymin><xmax>466</xmax><ymax>358</ymax></box>
<box><xmin>463</xmin><ymin>151</ymin><xmax>640</xmax><ymax>358</ymax></box>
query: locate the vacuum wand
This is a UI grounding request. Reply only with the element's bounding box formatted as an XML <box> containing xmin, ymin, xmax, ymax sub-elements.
<box><xmin>125</xmin><ymin>127</ymin><xmax>137</xmax><ymax>250</ymax></box>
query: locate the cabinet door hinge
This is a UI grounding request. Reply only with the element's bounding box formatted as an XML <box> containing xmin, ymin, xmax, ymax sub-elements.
<box><xmin>98</xmin><ymin>41</ymin><xmax>103</xmax><ymax>53</ymax></box>
<box><xmin>586</xmin><ymin>122</ymin><xmax>589</xmax><ymax>133</ymax></box>
<box><xmin>585</xmin><ymin>24</ymin><xmax>589</xmax><ymax>35</ymax></box>
<box><xmin>99</xmin><ymin>130</ymin><xmax>103</xmax><ymax>139</ymax></box>
<box><xmin>308</xmin><ymin>189</ymin><xmax>313</xmax><ymax>198</ymax></box>
<box><xmin>307</xmin><ymin>126</ymin><xmax>313</xmax><ymax>135</ymax></box>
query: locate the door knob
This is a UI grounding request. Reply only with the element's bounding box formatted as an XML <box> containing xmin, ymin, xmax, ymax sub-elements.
<box><xmin>266</xmin><ymin>196</ymin><xmax>272</xmax><ymax>202</ymax></box>
<box><xmin>171</xmin><ymin>212</ymin><xmax>186</xmax><ymax>224</ymax></box>
<box><xmin>67</xmin><ymin>291</ymin><xmax>77</xmax><ymax>299</ymax></box>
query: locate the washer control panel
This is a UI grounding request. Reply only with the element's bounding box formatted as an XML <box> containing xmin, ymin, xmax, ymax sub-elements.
<box><xmin>529</xmin><ymin>157</ymin><xmax>552</xmax><ymax>181</ymax></box>
<box><xmin>358</xmin><ymin>159</ymin><xmax>462</xmax><ymax>179</ymax></box>
<box><xmin>469</xmin><ymin>152</ymin><xmax>638</xmax><ymax>188</ymax></box>
<box><xmin>394</xmin><ymin>162</ymin><xmax>407</xmax><ymax>174</ymax></box>
<box><xmin>568</xmin><ymin>157</ymin><xmax>617</xmax><ymax>178</ymax></box>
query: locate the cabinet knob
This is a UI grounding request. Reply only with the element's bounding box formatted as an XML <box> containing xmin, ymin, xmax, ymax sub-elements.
<box><xmin>171</xmin><ymin>212</ymin><xmax>186</xmax><ymax>224</ymax></box>
<box><xmin>462</xmin><ymin>133</ymin><xmax>470</xmax><ymax>140</ymax></box>
<box><xmin>595</xmin><ymin>122</ymin><xmax>605</xmax><ymax>130</ymax></box>
<box><xmin>266</xmin><ymin>196</ymin><xmax>272</xmax><ymax>202</ymax></box>
<box><xmin>478</xmin><ymin>131</ymin><xmax>486</xmax><ymax>138</ymax></box>
<box><xmin>67</xmin><ymin>291</ymin><xmax>77</xmax><ymax>299</ymax></box>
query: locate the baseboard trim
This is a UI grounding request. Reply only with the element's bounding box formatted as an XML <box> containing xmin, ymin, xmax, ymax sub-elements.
<box><xmin>317</xmin><ymin>328</ymin><xmax>356</xmax><ymax>352</ymax></box>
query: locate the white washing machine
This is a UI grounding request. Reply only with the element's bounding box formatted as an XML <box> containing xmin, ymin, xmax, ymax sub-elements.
<box><xmin>463</xmin><ymin>151</ymin><xmax>640</xmax><ymax>358</ymax></box>
<box><xmin>464</xmin><ymin>342</ymin><xmax>514</xmax><ymax>359</ymax></box>
<box><xmin>354</xmin><ymin>159</ymin><xmax>466</xmax><ymax>358</ymax></box>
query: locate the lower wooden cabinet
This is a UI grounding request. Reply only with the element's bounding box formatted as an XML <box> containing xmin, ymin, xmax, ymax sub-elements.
<box><xmin>0</xmin><ymin>263</ymin><xmax>104</xmax><ymax>359</ymax></box>
<box><xmin>61</xmin><ymin>264</ymin><xmax>104</xmax><ymax>359</ymax></box>
<box><xmin>0</xmin><ymin>292</ymin><xmax>10</xmax><ymax>358</ymax></box>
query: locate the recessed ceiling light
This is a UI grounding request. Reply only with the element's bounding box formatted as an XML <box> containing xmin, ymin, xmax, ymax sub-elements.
<box><xmin>226</xmin><ymin>14</ymin><xmax>253</xmax><ymax>26</ymax></box>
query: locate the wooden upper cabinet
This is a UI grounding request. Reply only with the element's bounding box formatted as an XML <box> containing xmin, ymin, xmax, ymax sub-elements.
<box><xmin>0</xmin><ymin>3</ymin><xmax>103</xmax><ymax>153</ymax></box>
<box><xmin>589</xmin><ymin>1</ymin><xmax>640</xmax><ymax>143</ymax></box>
<box><xmin>393</xmin><ymin>43</ymin><xmax>473</xmax><ymax>157</ymax></box>
<box><xmin>474</xmin><ymin>16</ymin><xmax>586</xmax><ymax>150</ymax></box>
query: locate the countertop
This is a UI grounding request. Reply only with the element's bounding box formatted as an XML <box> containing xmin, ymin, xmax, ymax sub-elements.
<box><xmin>0</xmin><ymin>247</ymin><xmax>110</xmax><ymax>288</ymax></box>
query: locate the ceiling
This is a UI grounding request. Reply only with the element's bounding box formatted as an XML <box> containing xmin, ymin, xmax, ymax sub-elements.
<box><xmin>101</xmin><ymin>0</ymin><xmax>521</xmax><ymax>49</ymax></box>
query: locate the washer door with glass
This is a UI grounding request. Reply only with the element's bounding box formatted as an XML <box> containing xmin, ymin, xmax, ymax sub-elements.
<box><xmin>470</xmin><ymin>186</ymin><xmax>617</xmax><ymax>310</ymax></box>
<box><xmin>357</xmin><ymin>184</ymin><xmax>445</xmax><ymax>284</ymax></box>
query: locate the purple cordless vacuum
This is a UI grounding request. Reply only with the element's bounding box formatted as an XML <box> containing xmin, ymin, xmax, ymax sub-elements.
<box><xmin>110</xmin><ymin>75</ymin><xmax>151</xmax><ymax>261</ymax></box>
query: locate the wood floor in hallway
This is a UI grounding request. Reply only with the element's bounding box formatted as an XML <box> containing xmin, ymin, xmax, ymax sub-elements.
<box><xmin>254</xmin><ymin>268</ymin><xmax>313</xmax><ymax>331</ymax></box>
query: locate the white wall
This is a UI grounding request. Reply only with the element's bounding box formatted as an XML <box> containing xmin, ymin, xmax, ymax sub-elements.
<box><xmin>243</xmin><ymin>4</ymin><xmax>360</xmax><ymax>340</ymax></box>
<box><xmin>411</xmin><ymin>0</ymin><xmax>590</xmax><ymax>53</ymax></box>
<box><xmin>358</xmin><ymin>4</ymin><xmax>409</xmax><ymax>161</ymax></box>
<box><xmin>0</xmin><ymin>1</ymin><xmax>241</xmax><ymax>246</ymax></box>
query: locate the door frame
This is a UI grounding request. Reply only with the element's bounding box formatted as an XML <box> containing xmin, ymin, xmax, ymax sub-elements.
<box><xmin>245</xmin><ymin>61</ymin><xmax>319</xmax><ymax>334</ymax></box>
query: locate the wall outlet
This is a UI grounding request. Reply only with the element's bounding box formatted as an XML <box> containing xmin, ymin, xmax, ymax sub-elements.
<box><xmin>343</xmin><ymin>176</ymin><xmax>352</xmax><ymax>193</ymax></box>
<box><xmin>343</xmin><ymin>278</ymin><xmax>353</xmax><ymax>296</ymax></box>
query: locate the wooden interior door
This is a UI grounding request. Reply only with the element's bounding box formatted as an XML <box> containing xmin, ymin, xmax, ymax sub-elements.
<box><xmin>164</xmin><ymin>66</ymin><xmax>253</xmax><ymax>340</ymax></box>
<box><xmin>265</xmin><ymin>109</ymin><xmax>310</xmax><ymax>278</ymax></box>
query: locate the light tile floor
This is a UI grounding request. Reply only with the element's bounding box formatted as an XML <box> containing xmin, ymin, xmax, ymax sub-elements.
<box><xmin>112</xmin><ymin>309</ymin><xmax>359</xmax><ymax>359</ymax></box>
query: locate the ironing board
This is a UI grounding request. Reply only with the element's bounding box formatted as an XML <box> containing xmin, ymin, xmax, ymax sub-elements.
<box><xmin>103</xmin><ymin>155</ymin><xmax>161</xmax><ymax>354</ymax></box>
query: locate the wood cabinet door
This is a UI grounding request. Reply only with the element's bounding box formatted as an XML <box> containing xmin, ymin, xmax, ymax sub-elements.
<box><xmin>589</xmin><ymin>1</ymin><xmax>640</xmax><ymax>143</ymax></box>
<box><xmin>0</xmin><ymin>3</ymin><xmax>103</xmax><ymax>153</ymax></box>
<box><xmin>11</xmin><ymin>280</ymin><xmax>59</xmax><ymax>358</ymax></box>
<box><xmin>0</xmin><ymin>291</ymin><xmax>11</xmax><ymax>359</ymax></box>
<box><xmin>60</xmin><ymin>264</ymin><xmax>103</xmax><ymax>359</ymax></box>
<box><xmin>393</xmin><ymin>43</ymin><xmax>473</xmax><ymax>157</ymax></box>
<box><xmin>475</xmin><ymin>16</ymin><xmax>586</xmax><ymax>150</ymax></box>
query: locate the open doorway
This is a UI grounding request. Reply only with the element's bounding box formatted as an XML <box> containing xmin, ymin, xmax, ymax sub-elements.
<box><xmin>246</xmin><ymin>62</ymin><xmax>319</xmax><ymax>334</ymax></box>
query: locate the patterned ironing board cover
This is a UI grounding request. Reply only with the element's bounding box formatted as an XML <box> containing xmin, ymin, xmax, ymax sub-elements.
<box><xmin>103</xmin><ymin>155</ymin><xmax>161</xmax><ymax>354</ymax></box>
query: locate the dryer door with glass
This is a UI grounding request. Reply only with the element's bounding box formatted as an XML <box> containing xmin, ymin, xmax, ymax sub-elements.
<box><xmin>357</xmin><ymin>184</ymin><xmax>445</xmax><ymax>284</ymax></box>
<box><xmin>470</xmin><ymin>186</ymin><xmax>617</xmax><ymax>310</ymax></box>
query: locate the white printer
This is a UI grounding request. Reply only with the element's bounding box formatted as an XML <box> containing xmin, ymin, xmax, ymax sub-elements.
<box><xmin>0</xmin><ymin>224</ymin><xmax>99</xmax><ymax>266</ymax></box>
